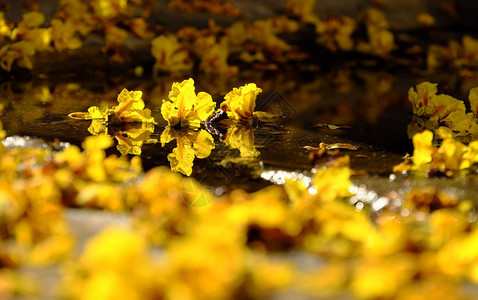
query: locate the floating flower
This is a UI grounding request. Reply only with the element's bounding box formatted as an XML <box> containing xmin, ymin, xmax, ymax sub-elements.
<box><xmin>161</xmin><ymin>78</ymin><xmax>216</xmax><ymax>128</ymax></box>
<box><xmin>220</xmin><ymin>83</ymin><xmax>262</xmax><ymax>120</ymax></box>
<box><xmin>68</xmin><ymin>88</ymin><xmax>157</xmax><ymax>125</ymax></box>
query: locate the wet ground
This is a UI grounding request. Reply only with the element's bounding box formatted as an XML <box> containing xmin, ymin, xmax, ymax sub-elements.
<box><xmin>4</xmin><ymin>67</ymin><xmax>478</xmax><ymax>299</ymax></box>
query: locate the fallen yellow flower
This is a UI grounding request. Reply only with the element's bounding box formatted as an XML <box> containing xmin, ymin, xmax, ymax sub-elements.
<box><xmin>68</xmin><ymin>88</ymin><xmax>157</xmax><ymax>125</ymax></box>
<box><xmin>161</xmin><ymin>78</ymin><xmax>216</xmax><ymax>128</ymax></box>
<box><xmin>220</xmin><ymin>83</ymin><xmax>262</xmax><ymax>120</ymax></box>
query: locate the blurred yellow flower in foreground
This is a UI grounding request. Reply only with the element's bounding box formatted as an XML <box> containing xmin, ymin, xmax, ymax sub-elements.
<box><xmin>62</xmin><ymin>227</ymin><xmax>162</xmax><ymax>300</ymax></box>
<box><xmin>396</xmin><ymin>128</ymin><xmax>478</xmax><ymax>176</ymax></box>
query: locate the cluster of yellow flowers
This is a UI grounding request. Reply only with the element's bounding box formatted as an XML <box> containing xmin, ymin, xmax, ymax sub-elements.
<box><xmin>395</xmin><ymin>128</ymin><xmax>478</xmax><ymax>176</ymax></box>
<box><xmin>151</xmin><ymin>16</ymin><xmax>298</xmax><ymax>75</ymax></box>
<box><xmin>168</xmin><ymin>0</ymin><xmax>242</xmax><ymax>17</ymax></box>
<box><xmin>151</xmin><ymin>2</ymin><xmax>396</xmax><ymax>75</ymax></box>
<box><xmin>0</xmin><ymin>0</ymin><xmax>154</xmax><ymax>71</ymax></box>
<box><xmin>428</xmin><ymin>35</ymin><xmax>478</xmax><ymax>70</ymax></box>
<box><xmin>407</xmin><ymin>81</ymin><xmax>478</xmax><ymax>138</ymax></box>
<box><xmin>0</xmin><ymin>11</ymin><xmax>49</xmax><ymax>71</ymax></box>
<box><xmin>0</xmin><ymin>0</ymin><xmax>400</xmax><ymax>74</ymax></box>
<box><xmin>68</xmin><ymin>78</ymin><xmax>265</xmax><ymax>175</ymax></box>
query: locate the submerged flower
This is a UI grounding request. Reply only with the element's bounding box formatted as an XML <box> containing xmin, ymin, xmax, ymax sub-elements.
<box><xmin>220</xmin><ymin>83</ymin><xmax>262</xmax><ymax>120</ymax></box>
<box><xmin>161</xmin><ymin>78</ymin><xmax>216</xmax><ymax>128</ymax></box>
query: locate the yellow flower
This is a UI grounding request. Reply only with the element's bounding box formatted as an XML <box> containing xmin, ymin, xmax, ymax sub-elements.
<box><xmin>160</xmin><ymin>127</ymin><xmax>215</xmax><ymax>176</ymax></box>
<box><xmin>129</xmin><ymin>18</ymin><xmax>152</xmax><ymax>39</ymax></box>
<box><xmin>311</xmin><ymin>167</ymin><xmax>352</xmax><ymax>202</ymax></box>
<box><xmin>221</xmin><ymin>83</ymin><xmax>262</xmax><ymax>120</ymax></box>
<box><xmin>358</xmin><ymin>7</ymin><xmax>390</xmax><ymax>29</ymax></box>
<box><xmin>104</xmin><ymin>24</ymin><xmax>128</xmax><ymax>46</ymax></box>
<box><xmin>18</xmin><ymin>11</ymin><xmax>45</xmax><ymax>29</ymax></box>
<box><xmin>198</xmin><ymin>38</ymin><xmax>238</xmax><ymax>75</ymax></box>
<box><xmin>62</xmin><ymin>227</ymin><xmax>161</xmax><ymax>300</ymax></box>
<box><xmin>0</xmin><ymin>12</ymin><xmax>12</xmax><ymax>39</ymax></box>
<box><xmin>91</xmin><ymin>0</ymin><xmax>127</xmax><ymax>19</ymax></box>
<box><xmin>406</xmin><ymin>128</ymin><xmax>478</xmax><ymax>175</ymax></box>
<box><xmin>469</xmin><ymin>87</ymin><xmax>478</xmax><ymax>116</ymax></box>
<box><xmin>24</xmin><ymin>28</ymin><xmax>52</xmax><ymax>52</ymax></box>
<box><xmin>316</xmin><ymin>15</ymin><xmax>355</xmax><ymax>52</ymax></box>
<box><xmin>350</xmin><ymin>254</ymin><xmax>416</xmax><ymax>299</ymax></box>
<box><xmin>286</xmin><ymin>0</ymin><xmax>319</xmax><ymax>23</ymax></box>
<box><xmin>408</xmin><ymin>82</ymin><xmax>478</xmax><ymax>137</ymax></box>
<box><xmin>299</xmin><ymin>262</ymin><xmax>348</xmax><ymax>298</ymax></box>
<box><xmin>358</xmin><ymin>28</ymin><xmax>394</xmax><ymax>56</ymax></box>
<box><xmin>161</xmin><ymin>78</ymin><xmax>215</xmax><ymax>128</ymax></box>
<box><xmin>69</xmin><ymin>88</ymin><xmax>156</xmax><ymax>125</ymax></box>
<box><xmin>411</xmin><ymin>130</ymin><xmax>434</xmax><ymax>167</ymax></box>
<box><xmin>51</xmin><ymin>19</ymin><xmax>82</xmax><ymax>52</ymax></box>
<box><xmin>151</xmin><ymin>34</ymin><xmax>193</xmax><ymax>73</ymax></box>
<box><xmin>55</xmin><ymin>0</ymin><xmax>96</xmax><ymax>36</ymax></box>
<box><xmin>0</xmin><ymin>41</ymin><xmax>35</xmax><ymax>72</ymax></box>
<box><xmin>427</xmin><ymin>41</ymin><xmax>459</xmax><ymax>70</ymax></box>
<box><xmin>461</xmin><ymin>35</ymin><xmax>478</xmax><ymax>66</ymax></box>
<box><xmin>76</xmin><ymin>183</ymin><xmax>123</xmax><ymax>211</ymax></box>
<box><xmin>417</xmin><ymin>13</ymin><xmax>436</xmax><ymax>26</ymax></box>
<box><xmin>408</xmin><ymin>82</ymin><xmax>438</xmax><ymax>116</ymax></box>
